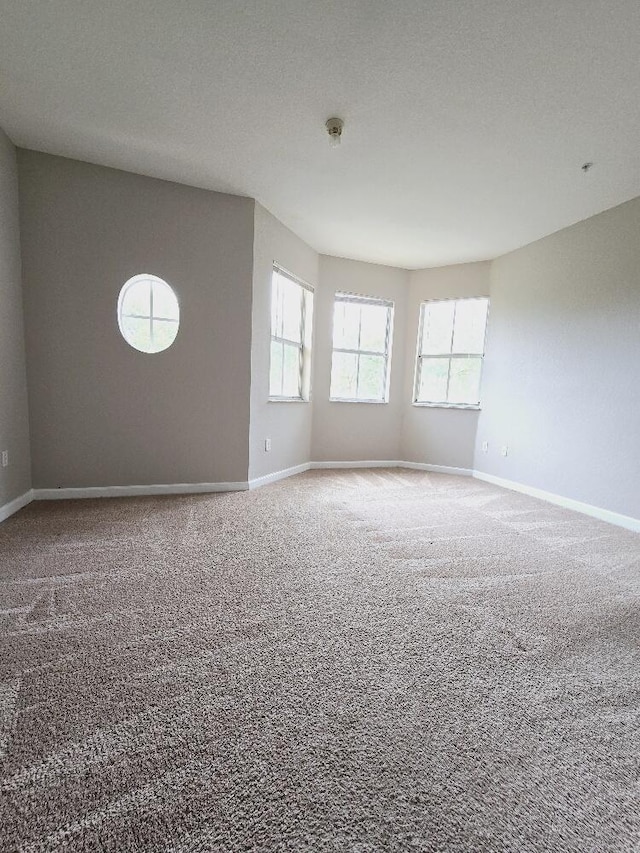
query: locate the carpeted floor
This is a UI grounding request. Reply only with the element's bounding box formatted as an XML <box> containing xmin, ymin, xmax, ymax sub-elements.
<box><xmin>1</xmin><ymin>469</ymin><xmax>640</xmax><ymax>852</ymax></box>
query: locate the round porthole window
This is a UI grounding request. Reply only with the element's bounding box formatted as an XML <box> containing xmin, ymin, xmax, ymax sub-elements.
<box><xmin>117</xmin><ymin>274</ymin><xmax>179</xmax><ymax>353</ymax></box>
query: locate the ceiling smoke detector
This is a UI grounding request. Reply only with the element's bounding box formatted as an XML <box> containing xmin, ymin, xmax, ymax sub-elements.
<box><xmin>325</xmin><ymin>117</ymin><xmax>344</xmax><ymax>148</ymax></box>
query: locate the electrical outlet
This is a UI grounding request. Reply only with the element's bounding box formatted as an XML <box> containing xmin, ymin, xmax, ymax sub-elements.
<box><xmin>481</xmin><ymin>441</ymin><xmax>489</xmax><ymax>453</ymax></box>
<box><xmin>1</xmin><ymin>450</ymin><xmax>8</xmax><ymax>467</ymax></box>
<box><xmin>264</xmin><ymin>438</ymin><xmax>271</xmax><ymax>452</ymax></box>
<box><xmin>500</xmin><ymin>445</ymin><xmax>509</xmax><ymax>457</ymax></box>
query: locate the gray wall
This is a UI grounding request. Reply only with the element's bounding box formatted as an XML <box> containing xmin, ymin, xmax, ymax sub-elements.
<box><xmin>311</xmin><ymin>256</ymin><xmax>409</xmax><ymax>462</ymax></box>
<box><xmin>475</xmin><ymin>197</ymin><xmax>640</xmax><ymax>519</ymax></box>
<box><xmin>10</xmin><ymin>147</ymin><xmax>640</xmax><ymax>523</ymax></box>
<box><xmin>401</xmin><ymin>262</ymin><xmax>491</xmax><ymax>469</ymax></box>
<box><xmin>19</xmin><ymin>151</ymin><xmax>255</xmax><ymax>488</ymax></box>
<box><xmin>249</xmin><ymin>204</ymin><xmax>319</xmax><ymax>480</ymax></box>
<box><xmin>0</xmin><ymin>130</ymin><xmax>31</xmax><ymax>507</ymax></box>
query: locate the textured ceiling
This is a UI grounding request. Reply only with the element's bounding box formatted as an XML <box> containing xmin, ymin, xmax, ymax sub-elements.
<box><xmin>1</xmin><ymin>0</ymin><xmax>639</xmax><ymax>268</ymax></box>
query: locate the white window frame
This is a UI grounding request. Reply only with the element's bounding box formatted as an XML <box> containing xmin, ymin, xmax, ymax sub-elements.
<box><xmin>330</xmin><ymin>292</ymin><xmax>394</xmax><ymax>404</ymax></box>
<box><xmin>269</xmin><ymin>264</ymin><xmax>314</xmax><ymax>402</ymax></box>
<box><xmin>117</xmin><ymin>273</ymin><xmax>180</xmax><ymax>354</ymax></box>
<box><xmin>413</xmin><ymin>296</ymin><xmax>489</xmax><ymax>409</ymax></box>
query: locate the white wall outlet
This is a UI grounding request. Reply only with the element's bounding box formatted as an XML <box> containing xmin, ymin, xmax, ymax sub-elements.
<box><xmin>481</xmin><ymin>441</ymin><xmax>489</xmax><ymax>453</ymax></box>
<box><xmin>1</xmin><ymin>450</ymin><xmax>8</xmax><ymax>467</ymax></box>
<box><xmin>500</xmin><ymin>445</ymin><xmax>509</xmax><ymax>457</ymax></box>
<box><xmin>264</xmin><ymin>438</ymin><xmax>271</xmax><ymax>452</ymax></box>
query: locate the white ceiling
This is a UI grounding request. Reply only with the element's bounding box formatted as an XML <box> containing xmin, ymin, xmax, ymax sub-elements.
<box><xmin>1</xmin><ymin>0</ymin><xmax>639</xmax><ymax>269</ymax></box>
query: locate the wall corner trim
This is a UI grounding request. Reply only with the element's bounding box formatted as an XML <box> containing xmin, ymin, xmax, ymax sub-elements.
<box><xmin>472</xmin><ymin>471</ymin><xmax>640</xmax><ymax>534</ymax></box>
<box><xmin>0</xmin><ymin>489</ymin><xmax>34</xmax><ymax>523</ymax></box>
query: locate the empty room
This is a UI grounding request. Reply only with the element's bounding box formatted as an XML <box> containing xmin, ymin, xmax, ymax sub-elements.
<box><xmin>1</xmin><ymin>1</ymin><xmax>639</xmax><ymax>851</ymax></box>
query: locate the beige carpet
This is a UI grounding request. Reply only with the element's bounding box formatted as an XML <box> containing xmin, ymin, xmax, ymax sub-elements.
<box><xmin>1</xmin><ymin>469</ymin><xmax>639</xmax><ymax>852</ymax></box>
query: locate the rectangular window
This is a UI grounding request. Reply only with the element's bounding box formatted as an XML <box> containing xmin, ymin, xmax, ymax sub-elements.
<box><xmin>414</xmin><ymin>297</ymin><xmax>489</xmax><ymax>407</ymax></box>
<box><xmin>269</xmin><ymin>265</ymin><xmax>314</xmax><ymax>400</ymax></box>
<box><xmin>330</xmin><ymin>293</ymin><xmax>394</xmax><ymax>403</ymax></box>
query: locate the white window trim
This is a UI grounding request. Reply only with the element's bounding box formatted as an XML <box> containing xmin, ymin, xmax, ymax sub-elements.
<box><xmin>413</xmin><ymin>296</ymin><xmax>489</xmax><ymax>409</ymax></box>
<box><xmin>117</xmin><ymin>273</ymin><xmax>180</xmax><ymax>354</ymax></box>
<box><xmin>330</xmin><ymin>292</ymin><xmax>394</xmax><ymax>404</ymax></box>
<box><xmin>412</xmin><ymin>401</ymin><xmax>482</xmax><ymax>410</ymax></box>
<box><xmin>269</xmin><ymin>263</ymin><xmax>314</xmax><ymax>402</ymax></box>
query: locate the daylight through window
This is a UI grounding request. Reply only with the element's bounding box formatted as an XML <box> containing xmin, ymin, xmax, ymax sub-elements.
<box><xmin>330</xmin><ymin>293</ymin><xmax>394</xmax><ymax>402</ymax></box>
<box><xmin>414</xmin><ymin>297</ymin><xmax>489</xmax><ymax>406</ymax></box>
<box><xmin>117</xmin><ymin>274</ymin><xmax>179</xmax><ymax>354</ymax></box>
<box><xmin>269</xmin><ymin>266</ymin><xmax>314</xmax><ymax>400</ymax></box>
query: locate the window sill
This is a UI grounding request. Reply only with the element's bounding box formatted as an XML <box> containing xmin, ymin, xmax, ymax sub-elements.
<box><xmin>268</xmin><ymin>397</ymin><xmax>309</xmax><ymax>403</ymax></box>
<box><xmin>329</xmin><ymin>398</ymin><xmax>389</xmax><ymax>405</ymax></box>
<box><xmin>412</xmin><ymin>402</ymin><xmax>481</xmax><ymax>410</ymax></box>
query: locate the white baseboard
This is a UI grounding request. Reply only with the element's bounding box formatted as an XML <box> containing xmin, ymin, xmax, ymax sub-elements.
<box><xmin>309</xmin><ymin>460</ymin><xmax>472</xmax><ymax>476</ymax></box>
<box><xmin>3</xmin><ymin>468</ymin><xmax>637</xmax><ymax>536</ymax></box>
<box><xmin>248</xmin><ymin>463</ymin><xmax>311</xmax><ymax>490</ymax></box>
<box><xmin>309</xmin><ymin>460</ymin><xmax>401</xmax><ymax>470</ymax></box>
<box><xmin>0</xmin><ymin>489</ymin><xmax>34</xmax><ymax>523</ymax></box>
<box><xmin>32</xmin><ymin>482</ymin><xmax>248</xmax><ymax>500</ymax></box>
<box><xmin>473</xmin><ymin>471</ymin><xmax>640</xmax><ymax>534</ymax></box>
<box><xmin>401</xmin><ymin>461</ymin><xmax>473</xmax><ymax>476</ymax></box>
<box><xmin>266</xmin><ymin>462</ymin><xmax>639</xmax><ymax>532</ymax></box>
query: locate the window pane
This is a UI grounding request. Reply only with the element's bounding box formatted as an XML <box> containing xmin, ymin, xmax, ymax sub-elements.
<box><xmin>452</xmin><ymin>298</ymin><xmax>488</xmax><ymax>354</ymax></box>
<box><xmin>122</xmin><ymin>280</ymin><xmax>151</xmax><ymax>317</ymax></box>
<box><xmin>359</xmin><ymin>303</ymin><xmax>388</xmax><ymax>353</ymax></box>
<box><xmin>281</xmin><ymin>279</ymin><xmax>302</xmax><ymax>343</ymax></box>
<box><xmin>421</xmin><ymin>302</ymin><xmax>455</xmax><ymax>355</ymax></box>
<box><xmin>152</xmin><ymin>280</ymin><xmax>179</xmax><ymax>320</ymax></box>
<box><xmin>330</xmin><ymin>351</ymin><xmax>358</xmax><ymax>399</ymax></box>
<box><xmin>333</xmin><ymin>301</ymin><xmax>360</xmax><ymax>350</ymax></box>
<box><xmin>417</xmin><ymin>357</ymin><xmax>449</xmax><ymax>402</ymax></box>
<box><xmin>282</xmin><ymin>342</ymin><xmax>301</xmax><ymax>397</ymax></box>
<box><xmin>448</xmin><ymin>357</ymin><xmax>483</xmax><ymax>404</ymax></box>
<box><xmin>357</xmin><ymin>354</ymin><xmax>385</xmax><ymax>400</ymax></box>
<box><xmin>121</xmin><ymin>316</ymin><xmax>152</xmax><ymax>353</ymax></box>
<box><xmin>151</xmin><ymin>319</ymin><xmax>179</xmax><ymax>353</ymax></box>
<box><xmin>269</xmin><ymin>340</ymin><xmax>283</xmax><ymax>396</ymax></box>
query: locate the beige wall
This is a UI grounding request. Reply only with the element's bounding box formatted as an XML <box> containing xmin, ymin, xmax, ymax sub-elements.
<box><xmin>249</xmin><ymin>204</ymin><xmax>319</xmax><ymax>481</ymax></box>
<box><xmin>401</xmin><ymin>262</ymin><xmax>491</xmax><ymax>469</ymax></box>
<box><xmin>311</xmin><ymin>256</ymin><xmax>409</xmax><ymax>462</ymax></box>
<box><xmin>0</xmin><ymin>130</ymin><xmax>31</xmax><ymax>508</ymax></box>
<box><xmin>475</xmin><ymin>197</ymin><xmax>640</xmax><ymax>519</ymax></box>
<box><xmin>19</xmin><ymin>151</ymin><xmax>255</xmax><ymax>488</ymax></box>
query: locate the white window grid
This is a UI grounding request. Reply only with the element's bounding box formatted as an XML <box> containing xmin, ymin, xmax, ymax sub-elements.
<box><xmin>119</xmin><ymin>276</ymin><xmax>179</xmax><ymax>350</ymax></box>
<box><xmin>414</xmin><ymin>297</ymin><xmax>489</xmax><ymax>407</ymax></box>
<box><xmin>331</xmin><ymin>292</ymin><xmax>394</xmax><ymax>403</ymax></box>
<box><xmin>269</xmin><ymin>265</ymin><xmax>313</xmax><ymax>400</ymax></box>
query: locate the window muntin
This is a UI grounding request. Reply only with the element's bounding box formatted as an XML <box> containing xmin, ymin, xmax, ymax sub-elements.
<box><xmin>414</xmin><ymin>297</ymin><xmax>489</xmax><ymax>407</ymax></box>
<box><xmin>269</xmin><ymin>266</ymin><xmax>313</xmax><ymax>400</ymax></box>
<box><xmin>117</xmin><ymin>274</ymin><xmax>179</xmax><ymax>353</ymax></box>
<box><xmin>330</xmin><ymin>293</ymin><xmax>394</xmax><ymax>402</ymax></box>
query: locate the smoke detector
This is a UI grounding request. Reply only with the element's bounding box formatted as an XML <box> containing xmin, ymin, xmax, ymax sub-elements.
<box><xmin>325</xmin><ymin>117</ymin><xmax>344</xmax><ymax>148</ymax></box>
